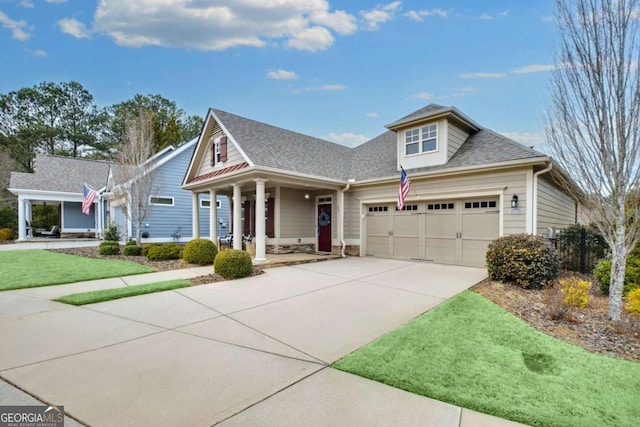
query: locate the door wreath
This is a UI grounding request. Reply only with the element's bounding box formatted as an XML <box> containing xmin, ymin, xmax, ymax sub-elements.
<box><xmin>318</xmin><ymin>209</ymin><xmax>330</xmax><ymax>227</ymax></box>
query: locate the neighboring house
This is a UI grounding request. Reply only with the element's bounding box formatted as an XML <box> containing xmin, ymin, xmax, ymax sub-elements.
<box><xmin>8</xmin><ymin>155</ymin><xmax>110</xmax><ymax>240</ymax></box>
<box><xmin>182</xmin><ymin>104</ymin><xmax>578</xmax><ymax>267</ymax></box>
<box><xmin>9</xmin><ymin>138</ymin><xmax>230</xmax><ymax>242</ymax></box>
<box><xmin>105</xmin><ymin>138</ymin><xmax>230</xmax><ymax>243</ymax></box>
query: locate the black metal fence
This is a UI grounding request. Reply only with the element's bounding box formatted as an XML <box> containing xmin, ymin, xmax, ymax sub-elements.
<box><xmin>553</xmin><ymin>225</ymin><xmax>608</xmax><ymax>274</ymax></box>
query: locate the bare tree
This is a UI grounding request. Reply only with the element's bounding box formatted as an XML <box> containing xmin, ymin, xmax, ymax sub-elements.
<box><xmin>546</xmin><ymin>0</ymin><xmax>640</xmax><ymax>320</ymax></box>
<box><xmin>115</xmin><ymin>109</ymin><xmax>158</xmax><ymax>245</ymax></box>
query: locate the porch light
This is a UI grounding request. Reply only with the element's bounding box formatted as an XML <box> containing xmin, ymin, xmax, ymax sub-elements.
<box><xmin>304</xmin><ymin>193</ymin><xmax>310</xmax><ymax>200</ymax></box>
<box><xmin>511</xmin><ymin>194</ymin><xmax>519</xmax><ymax>209</ymax></box>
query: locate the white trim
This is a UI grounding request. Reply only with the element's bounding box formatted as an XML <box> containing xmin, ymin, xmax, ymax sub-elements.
<box><xmin>210</xmin><ymin>110</ymin><xmax>255</xmax><ymax>167</ymax></box>
<box><xmin>315</xmin><ymin>194</ymin><xmax>334</xmax><ymax>252</ymax></box>
<box><xmin>200</xmin><ymin>199</ymin><xmax>220</xmax><ymax>208</ymax></box>
<box><xmin>358</xmin><ymin>186</ymin><xmax>507</xmax><ymax>205</ymax></box>
<box><xmin>525</xmin><ymin>168</ymin><xmax>534</xmax><ymax>234</ymax></box>
<box><xmin>149</xmin><ymin>196</ymin><xmax>175</xmax><ymax>206</ymax></box>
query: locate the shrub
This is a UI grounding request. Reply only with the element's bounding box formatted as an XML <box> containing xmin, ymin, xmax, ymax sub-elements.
<box><xmin>0</xmin><ymin>228</ymin><xmax>13</xmax><ymax>242</ymax></box>
<box><xmin>103</xmin><ymin>221</ymin><xmax>120</xmax><ymax>242</ymax></box>
<box><xmin>559</xmin><ymin>276</ymin><xmax>592</xmax><ymax>308</ymax></box>
<box><xmin>594</xmin><ymin>256</ymin><xmax>640</xmax><ymax>295</ymax></box>
<box><xmin>486</xmin><ymin>234</ymin><xmax>560</xmax><ymax>289</ymax></box>
<box><xmin>98</xmin><ymin>243</ymin><xmax>120</xmax><ymax>255</ymax></box>
<box><xmin>125</xmin><ymin>240</ymin><xmax>137</xmax><ymax>246</ymax></box>
<box><xmin>214</xmin><ymin>249</ymin><xmax>253</xmax><ymax>279</ymax></box>
<box><xmin>147</xmin><ymin>243</ymin><xmax>182</xmax><ymax>261</ymax></box>
<box><xmin>543</xmin><ymin>284</ymin><xmax>570</xmax><ymax>320</ymax></box>
<box><xmin>123</xmin><ymin>245</ymin><xmax>143</xmax><ymax>256</ymax></box>
<box><xmin>625</xmin><ymin>288</ymin><xmax>640</xmax><ymax>316</ymax></box>
<box><xmin>182</xmin><ymin>239</ymin><xmax>218</xmax><ymax>265</ymax></box>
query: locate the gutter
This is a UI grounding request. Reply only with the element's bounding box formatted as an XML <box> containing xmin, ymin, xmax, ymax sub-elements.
<box><xmin>532</xmin><ymin>162</ymin><xmax>553</xmax><ymax>234</ymax></box>
<box><xmin>340</xmin><ymin>179</ymin><xmax>355</xmax><ymax>257</ymax></box>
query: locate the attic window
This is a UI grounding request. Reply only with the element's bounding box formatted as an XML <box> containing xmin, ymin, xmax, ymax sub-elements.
<box><xmin>212</xmin><ymin>135</ymin><xmax>228</xmax><ymax>166</ymax></box>
<box><xmin>405</xmin><ymin>123</ymin><xmax>437</xmax><ymax>155</ymax></box>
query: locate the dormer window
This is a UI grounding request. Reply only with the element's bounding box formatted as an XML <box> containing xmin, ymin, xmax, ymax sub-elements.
<box><xmin>405</xmin><ymin>124</ymin><xmax>438</xmax><ymax>155</ymax></box>
<box><xmin>211</xmin><ymin>135</ymin><xmax>228</xmax><ymax>166</ymax></box>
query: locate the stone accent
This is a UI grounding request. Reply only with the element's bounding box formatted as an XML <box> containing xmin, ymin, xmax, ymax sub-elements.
<box><xmin>344</xmin><ymin>245</ymin><xmax>360</xmax><ymax>256</ymax></box>
<box><xmin>267</xmin><ymin>244</ymin><xmax>315</xmax><ymax>254</ymax></box>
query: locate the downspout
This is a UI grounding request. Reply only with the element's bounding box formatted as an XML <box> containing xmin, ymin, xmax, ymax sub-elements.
<box><xmin>340</xmin><ymin>179</ymin><xmax>355</xmax><ymax>258</ymax></box>
<box><xmin>532</xmin><ymin>162</ymin><xmax>553</xmax><ymax>235</ymax></box>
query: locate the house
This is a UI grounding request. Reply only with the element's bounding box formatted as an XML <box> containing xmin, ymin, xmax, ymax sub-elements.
<box><xmin>182</xmin><ymin>104</ymin><xmax>578</xmax><ymax>267</ymax></box>
<box><xmin>9</xmin><ymin>138</ymin><xmax>230</xmax><ymax>242</ymax></box>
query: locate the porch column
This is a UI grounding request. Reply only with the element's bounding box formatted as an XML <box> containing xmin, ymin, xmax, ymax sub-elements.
<box><xmin>232</xmin><ymin>184</ymin><xmax>242</xmax><ymax>250</ymax></box>
<box><xmin>254</xmin><ymin>179</ymin><xmax>268</xmax><ymax>263</ymax></box>
<box><xmin>17</xmin><ymin>196</ymin><xmax>26</xmax><ymax>241</ymax></box>
<box><xmin>209</xmin><ymin>189</ymin><xmax>218</xmax><ymax>243</ymax></box>
<box><xmin>25</xmin><ymin>200</ymin><xmax>32</xmax><ymax>238</ymax></box>
<box><xmin>192</xmin><ymin>193</ymin><xmax>200</xmax><ymax>239</ymax></box>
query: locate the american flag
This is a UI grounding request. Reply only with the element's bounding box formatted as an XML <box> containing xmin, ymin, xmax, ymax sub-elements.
<box><xmin>397</xmin><ymin>167</ymin><xmax>411</xmax><ymax>210</ymax></box>
<box><xmin>82</xmin><ymin>184</ymin><xmax>96</xmax><ymax>215</ymax></box>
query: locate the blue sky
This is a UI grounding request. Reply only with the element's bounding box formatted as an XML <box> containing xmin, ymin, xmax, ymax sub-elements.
<box><xmin>0</xmin><ymin>0</ymin><xmax>558</xmax><ymax>151</ymax></box>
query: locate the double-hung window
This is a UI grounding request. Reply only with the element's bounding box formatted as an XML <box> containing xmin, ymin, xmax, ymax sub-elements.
<box><xmin>405</xmin><ymin>123</ymin><xmax>438</xmax><ymax>155</ymax></box>
<box><xmin>214</xmin><ymin>139</ymin><xmax>222</xmax><ymax>165</ymax></box>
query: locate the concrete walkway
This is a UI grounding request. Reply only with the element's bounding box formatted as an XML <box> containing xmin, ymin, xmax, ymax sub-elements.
<box><xmin>0</xmin><ymin>257</ymin><xmax>527</xmax><ymax>426</ymax></box>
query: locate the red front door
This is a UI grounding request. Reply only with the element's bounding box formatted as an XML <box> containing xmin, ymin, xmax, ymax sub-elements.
<box><xmin>317</xmin><ymin>203</ymin><xmax>332</xmax><ymax>252</ymax></box>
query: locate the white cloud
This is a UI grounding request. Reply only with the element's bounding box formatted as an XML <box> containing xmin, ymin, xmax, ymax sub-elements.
<box><xmin>325</xmin><ymin>132</ymin><xmax>369</xmax><ymax>147</ymax></box>
<box><xmin>92</xmin><ymin>0</ymin><xmax>356</xmax><ymax>51</ymax></box>
<box><xmin>460</xmin><ymin>72</ymin><xmax>507</xmax><ymax>79</ymax></box>
<box><xmin>512</xmin><ymin>64</ymin><xmax>556</xmax><ymax>74</ymax></box>
<box><xmin>361</xmin><ymin>1</ymin><xmax>402</xmax><ymax>31</ymax></box>
<box><xmin>267</xmin><ymin>69</ymin><xmax>298</xmax><ymax>80</ymax></box>
<box><xmin>47</xmin><ymin>0</ymin><xmax>68</xmax><ymax>3</ymax></box>
<box><xmin>32</xmin><ymin>49</ymin><xmax>47</xmax><ymax>57</ymax></box>
<box><xmin>19</xmin><ymin>1</ymin><xmax>34</xmax><ymax>8</ymax></box>
<box><xmin>405</xmin><ymin>8</ymin><xmax>449</xmax><ymax>22</ymax></box>
<box><xmin>57</xmin><ymin>18</ymin><xmax>90</xmax><ymax>39</ymax></box>
<box><xmin>366</xmin><ymin>112</ymin><xmax>378</xmax><ymax>118</ymax></box>
<box><xmin>412</xmin><ymin>87</ymin><xmax>477</xmax><ymax>100</ymax></box>
<box><xmin>306</xmin><ymin>84</ymin><xmax>347</xmax><ymax>91</ymax></box>
<box><xmin>478</xmin><ymin>11</ymin><xmax>508</xmax><ymax>20</ymax></box>
<box><xmin>0</xmin><ymin>11</ymin><xmax>31</xmax><ymax>41</ymax></box>
<box><xmin>287</xmin><ymin>26</ymin><xmax>334</xmax><ymax>51</ymax></box>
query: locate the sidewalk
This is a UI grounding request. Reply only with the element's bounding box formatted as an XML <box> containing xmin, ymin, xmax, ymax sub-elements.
<box><xmin>0</xmin><ymin>239</ymin><xmax>100</xmax><ymax>251</ymax></box>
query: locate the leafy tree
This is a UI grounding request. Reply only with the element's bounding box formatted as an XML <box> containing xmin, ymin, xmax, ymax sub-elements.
<box><xmin>546</xmin><ymin>0</ymin><xmax>640</xmax><ymax>320</ymax></box>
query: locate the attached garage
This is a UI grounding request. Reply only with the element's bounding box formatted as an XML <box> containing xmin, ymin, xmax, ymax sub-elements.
<box><xmin>364</xmin><ymin>198</ymin><xmax>500</xmax><ymax>267</ymax></box>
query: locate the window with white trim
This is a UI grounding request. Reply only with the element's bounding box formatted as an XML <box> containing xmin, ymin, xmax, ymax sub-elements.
<box><xmin>405</xmin><ymin>123</ymin><xmax>437</xmax><ymax>155</ymax></box>
<box><xmin>149</xmin><ymin>196</ymin><xmax>174</xmax><ymax>206</ymax></box>
<box><xmin>200</xmin><ymin>200</ymin><xmax>221</xmax><ymax>208</ymax></box>
<box><xmin>214</xmin><ymin>139</ymin><xmax>222</xmax><ymax>165</ymax></box>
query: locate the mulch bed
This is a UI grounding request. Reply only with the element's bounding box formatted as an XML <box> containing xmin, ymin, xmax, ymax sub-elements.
<box><xmin>471</xmin><ymin>277</ymin><xmax>640</xmax><ymax>362</ymax></box>
<box><xmin>50</xmin><ymin>246</ymin><xmax>262</xmax><ymax>286</ymax></box>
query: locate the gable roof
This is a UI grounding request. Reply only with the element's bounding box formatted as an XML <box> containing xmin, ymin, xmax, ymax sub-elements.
<box><xmin>9</xmin><ymin>154</ymin><xmax>111</xmax><ymax>194</ymax></box>
<box><xmin>187</xmin><ymin>104</ymin><xmax>548</xmax><ymax>186</ymax></box>
<box><xmin>211</xmin><ymin>109</ymin><xmax>353</xmax><ymax>180</ymax></box>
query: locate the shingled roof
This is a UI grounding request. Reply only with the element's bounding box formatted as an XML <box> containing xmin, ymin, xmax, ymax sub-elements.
<box><xmin>209</xmin><ymin>104</ymin><xmax>546</xmax><ymax>183</ymax></box>
<box><xmin>9</xmin><ymin>154</ymin><xmax>110</xmax><ymax>193</ymax></box>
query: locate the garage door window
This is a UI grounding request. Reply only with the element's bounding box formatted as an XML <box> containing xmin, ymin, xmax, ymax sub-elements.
<box><xmin>427</xmin><ymin>202</ymin><xmax>455</xmax><ymax>210</ymax></box>
<box><xmin>368</xmin><ymin>206</ymin><xmax>389</xmax><ymax>212</ymax></box>
<box><xmin>396</xmin><ymin>204</ymin><xmax>418</xmax><ymax>211</ymax></box>
<box><xmin>465</xmin><ymin>201</ymin><xmax>497</xmax><ymax>209</ymax></box>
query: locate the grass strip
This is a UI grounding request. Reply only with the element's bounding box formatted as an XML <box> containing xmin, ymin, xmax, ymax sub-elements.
<box><xmin>54</xmin><ymin>279</ymin><xmax>190</xmax><ymax>305</ymax></box>
<box><xmin>333</xmin><ymin>291</ymin><xmax>640</xmax><ymax>427</ymax></box>
<box><xmin>0</xmin><ymin>249</ymin><xmax>154</xmax><ymax>290</ymax></box>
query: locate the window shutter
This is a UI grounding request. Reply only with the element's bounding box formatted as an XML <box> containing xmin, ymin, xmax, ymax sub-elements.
<box><xmin>266</xmin><ymin>197</ymin><xmax>275</xmax><ymax>238</ymax></box>
<box><xmin>220</xmin><ymin>136</ymin><xmax>228</xmax><ymax>162</ymax></box>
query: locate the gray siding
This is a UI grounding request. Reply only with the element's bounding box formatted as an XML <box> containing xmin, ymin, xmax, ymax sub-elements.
<box><xmin>447</xmin><ymin>122</ymin><xmax>469</xmax><ymax>161</ymax></box>
<box><xmin>63</xmin><ymin>202</ymin><xmax>94</xmax><ymax>229</ymax></box>
<box><xmin>279</xmin><ymin>187</ymin><xmax>315</xmax><ymax>238</ymax></box>
<box><xmin>536</xmin><ymin>177</ymin><xmax>576</xmax><ymax>235</ymax></box>
<box><xmin>196</xmin><ymin>120</ymin><xmax>247</xmax><ymax>178</ymax></box>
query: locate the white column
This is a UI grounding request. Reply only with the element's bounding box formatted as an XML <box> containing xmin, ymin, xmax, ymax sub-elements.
<box><xmin>209</xmin><ymin>189</ymin><xmax>218</xmax><ymax>243</ymax></box>
<box><xmin>233</xmin><ymin>184</ymin><xmax>242</xmax><ymax>250</ymax></box>
<box><xmin>17</xmin><ymin>196</ymin><xmax>26</xmax><ymax>241</ymax></box>
<box><xmin>25</xmin><ymin>200</ymin><xmax>32</xmax><ymax>238</ymax></box>
<box><xmin>254</xmin><ymin>179</ymin><xmax>268</xmax><ymax>263</ymax></box>
<box><xmin>192</xmin><ymin>193</ymin><xmax>200</xmax><ymax>239</ymax></box>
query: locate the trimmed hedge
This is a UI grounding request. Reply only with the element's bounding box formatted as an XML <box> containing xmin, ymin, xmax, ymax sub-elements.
<box><xmin>146</xmin><ymin>243</ymin><xmax>182</xmax><ymax>261</ymax></box>
<box><xmin>123</xmin><ymin>245</ymin><xmax>143</xmax><ymax>256</ymax></box>
<box><xmin>486</xmin><ymin>234</ymin><xmax>560</xmax><ymax>289</ymax></box>
<box><xmin>98</xmin><ymin>244</ymin><xmax>120</xmax><ymax>256</ymax></box>
<box><xmin>99</xmin><ymin>240</ymin><xmax>120</xmax><ymax>247</ymax></box>
<box><xmin>182</xmin><ymin>239</ymin><xmax>218</xmax><ymax>265</ymax></box>
<box><xmin>214</xmin><ymin>249</ymin><xmax>253</xmax><ymax>280</ymax></box>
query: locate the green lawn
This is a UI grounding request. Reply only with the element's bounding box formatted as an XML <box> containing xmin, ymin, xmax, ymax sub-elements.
<box><xmin>333</xmin><ymin>291</ymin><xmax>640</xmax><ymax>427</ymax></box>
<box><xmin>0</xmin><ymin>249</ymin><xmax>155</xmax><ymax>291</ymax></box>
<box><xmin>54</xmin><ymin>279</ymin><xmax>190</xmax><ymax>305</ymax></box>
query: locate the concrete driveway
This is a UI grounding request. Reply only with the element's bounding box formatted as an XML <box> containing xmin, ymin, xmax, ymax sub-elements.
<box><xmin>0</xmin><ymin>257</ymin><xmax>524</xmax><ymax>426</ymax></box>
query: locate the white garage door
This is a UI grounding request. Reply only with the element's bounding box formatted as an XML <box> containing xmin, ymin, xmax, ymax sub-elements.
<box><xmin>365</xmin><ymin>198</ymin><xmax>499</xmax><ymax>267</ymax></box>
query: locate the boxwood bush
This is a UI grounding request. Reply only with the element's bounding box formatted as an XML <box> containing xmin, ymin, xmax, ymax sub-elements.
<box><xmin>123</xmin><ymin>245</ymin><xmax>143</xmax><ymax>256</ymax></box>
<box><xmin>182</xmin><ymin>238</ymin><xmax>218</xmax><ymax>265</ymax></box>
<box><xmin>214</xmin><ymin>249</ymin><xmax>253</xmax><ymax>279</ymax></box>
<box><xmin>98</xmin><ymin>243</ymin><xmax>120</xmax><ymax>255</ymax></box>
<box><xmin>146</xmin><ymin>243</ymin><xmax>182</xmax><ymax>261</ymax></box>
<box><xmin>594</xmin><ymin>253</ymin><xmax>640</xmax><ymax>295</ymax></box>
<box><xmin>486</xmin><ymin>234</ymin><xmax>560</xmax><ymax>289</ymax></box>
